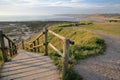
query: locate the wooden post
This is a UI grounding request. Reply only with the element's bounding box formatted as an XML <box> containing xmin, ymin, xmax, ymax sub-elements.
<box><xmin>62</xmin><ymin>39</ymin><xmax>70</xmax><ymax>78</ymax></box>
<box><xmin>30</xmin><ymin>44</ymin><xmax>32</xmax><ymax>52</ymax></box>
<box><xmin>37</xmin><ymin>38</ymin><xmax>40</xmax><ymax>52</ymax></box>
<box><xmin>0</xmin><ymin>31</ymin><xmax>8</xmax><ymax>62</ymax></box>
<box><xmin>11</xmin><ymin>43</ymin><xmax>14</xmax><ymax>56</ymax></box>
<box><xmin>8</xmin><ymin>41</ymin><xmax>12</xmax><ymax>57</ymax></box>
<box><xmin>44</xmin><ymin>28</ymin><xmax>48</xmax><ymax>56</ymax></box>
<box><xmin>32</xmin><ymin>44</ymin><xmax>34</xmax><ymax>52</ymax></box>
<box><xmin>12</xmin><ymin>43</ymin><xmax>15</xmax><ymax>55</ymax></box>
<box><xmin>33</xmin><ymin>41</ymin><xmax>36</xmax><ymax>52</ymax></box>
<box><xmin>22</xmin><ymin>40</ymin><xmax>24</xmax><ymax>49</ymax></box>
<box><xmin>10</xmin><ymin>42</ymin><xmax>13</xmax><ymax>56</ymax></box>
<box><xmin>13</xmin><ymin>43</ymin><xmax>16</xmax><ymax>55</ymax></box>
<box><xmin>15</xmin><ymin>45</ymin><xmax>17</xmax><ymax>54</ymax></box>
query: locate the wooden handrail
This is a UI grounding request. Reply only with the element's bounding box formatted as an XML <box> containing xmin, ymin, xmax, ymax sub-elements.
<box><xmin>32</xmin><ymin>44</ymin><xmax>43</xmax><ymax>48</ymax></box>
<box><xmin>29</xmin><ymin>33</ymin><xmax>43</xmax><ymax>44</ymax></box>
<box><xmin>0</xmin><ymin>31</ymin><xmax>17</xmax><ymax>62</ymax></box>
<box><xmin>49</xmin><ymin>43</ymin><xmax>63</xmax><ymax>56</ymax></box>
<box><xmin>3</xmin><ymin>34</ymin><xmax>15</xmax><ymax>45</ymax></box>
<box><xmin>25</xmin><ymin>28</ymin><xmax>74</xmax><ymax>78</ymax></box>
<box><xmin>48</xmin><ymin>30</ymin><xmax>65</xmax><ymax>40</ymax></box>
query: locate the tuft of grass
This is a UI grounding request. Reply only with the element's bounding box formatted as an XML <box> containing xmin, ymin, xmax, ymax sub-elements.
<box><xmin>0</xmin><ymin>50</ymin><xmax>3</xmax><ymax>66</ymax></box>
<box><xmin>48</xmin><ymin>52</ymin><xmax>83</xmax><ymax>80</ymax></box>
<box><xmin>0</xmin><ymin>50</ymin><xmax>4</xmax><ymax>76</ymax></box>
<box><xmin>63</xmin><ymin>69</ymin><xmax>83</xmax><ymax>80</ymax></box>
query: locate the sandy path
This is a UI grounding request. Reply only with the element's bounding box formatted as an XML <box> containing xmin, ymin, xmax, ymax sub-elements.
<box><xmin>74</xmin><ymin>31</ymin><xmax>120</xmax><ymax>80</ymax></box>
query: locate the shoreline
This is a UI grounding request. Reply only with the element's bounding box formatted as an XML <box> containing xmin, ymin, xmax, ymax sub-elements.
<box><xmin>88</xmin><ymin>16</ymin><xmax>120</xmax><ymax>21</ymax></box>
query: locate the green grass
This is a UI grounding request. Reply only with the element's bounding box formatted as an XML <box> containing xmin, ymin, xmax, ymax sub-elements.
<box><xmin>47</xmin><ymin>25</ymin><xmax>105</xmax><ymax>80</ymax></box>
<box><xmin>48</xmin><ymin>52</ymin><xmax>83</xmax><ymax>80</ymax></box>
<box><xmin>49</xmin><ymin>25</ymin><xmax>105</xmax><ymax>59</ymax></box>
<box><xmin>76</xmin><ymin>21</ymin><xmax>120</xmax><ymax>35</ymax></box>
<box><xmin>0</xmin><ymin>50</ymin><xmax>4</xmax><ymax>76</ymax></box>
<box><xmin>0</xmin><ymin>50</ymin><xmax>3</xmax><ymax>66</ymax></box>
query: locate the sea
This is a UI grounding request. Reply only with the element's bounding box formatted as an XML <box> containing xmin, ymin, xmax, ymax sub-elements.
<box><xmin>0</xmin><ymin>15</ymin><xmax>104</xmax><ymax>22</ymax></box>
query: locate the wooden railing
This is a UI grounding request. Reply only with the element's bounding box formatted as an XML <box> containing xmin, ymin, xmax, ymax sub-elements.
<box><xmin>0</xmin><ymin>31</ymin><xmax>17</xmax><ymax>62</ymax></box>
<box><xmin>25</xmin><ymin>28</ymin><xmax>74</xmax><ymax>78</ymax></box>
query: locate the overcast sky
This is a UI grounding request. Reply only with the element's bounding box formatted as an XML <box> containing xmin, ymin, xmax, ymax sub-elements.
<box><xmin>0</xmin><ymin>0</ymin><xmax>120</xmax><ymax>16</ymax></box>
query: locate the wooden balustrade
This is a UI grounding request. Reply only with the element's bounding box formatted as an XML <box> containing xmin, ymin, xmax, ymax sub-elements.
<box><xmin>25</xmin><ymin>27</ymin><xmax>74</xmax><ymax>78</ymax></box>
<box><xmin>0</xmin><ymin>31</ymin><xmax>17</xmax><ymax>62</ymax></box>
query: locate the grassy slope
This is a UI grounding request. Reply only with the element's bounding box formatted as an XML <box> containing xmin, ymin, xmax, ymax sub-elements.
<box><xmin>49</xmin><ymin>26</ymin><xmax>105</xmax><ymax>59</ymax></box>
<box><xmin>47</xmin><ymin>25</ymin><xmax>105</xmax><ymax>80</ymax></box>
<box><xmin>77</xmin><ymin>21</ymin><xmax>120</xmax><ymax>35</ymax></box>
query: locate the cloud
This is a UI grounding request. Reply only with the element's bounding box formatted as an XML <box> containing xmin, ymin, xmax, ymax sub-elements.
<box><xmin>0</xmin><ymin>0</ymin><xmax>119</xmax><ymax>16</ymax></box>
<box><xmin>71</xmin><ymin>0</ymin><xmax>84</xmax><ymax>3</ymax></box>
<box><xmin>0</xmin><ymin>0</ymin><xmax>118</xmax><ymax>8</ymax></box>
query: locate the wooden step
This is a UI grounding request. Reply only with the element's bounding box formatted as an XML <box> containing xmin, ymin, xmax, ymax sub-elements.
<box><xmin>0</xmin><ymin>50</ymin><xmax>60</xmax><ymax>80</ymax></box>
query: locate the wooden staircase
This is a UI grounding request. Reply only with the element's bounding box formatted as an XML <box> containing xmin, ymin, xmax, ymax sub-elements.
<box><xmin>0</xmin><ymin>28</ymin><xmax>74</xmax><ymax>79</ymax></box>
<box><xmin>0</xmin><ymin>50</ymin><xmax>60</xmax><ymax>80</ymax></box>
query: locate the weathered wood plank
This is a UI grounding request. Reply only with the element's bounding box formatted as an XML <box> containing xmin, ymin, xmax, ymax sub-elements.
<box><xmin>44</xmin><ymin>27</ymin><xmax>48</xmax><ymax>55</ymax></box>
<box><xmin>49</xmin><ymin>43</ymin><xmax>63</xmax><ymax>57</ymax></box>
<box><xmin>0</xmin><ymin>50</ymin><xmax>60</xmax><ymax>80</ymax></box>
<box><xmin>32</xmin><ymin>44</ymin><xmax>43</xmax><ymax>48</ymax></box>
<box><xmin>62</xmin><ymin>39</ymin><xmax>70</xmax><ymax>78</ymax></box>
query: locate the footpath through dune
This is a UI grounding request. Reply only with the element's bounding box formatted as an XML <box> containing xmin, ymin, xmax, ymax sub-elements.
<box><xmin>74</xmin><ymin>31</ymin><xmax>120</xmax><ymax>80</ymax></box>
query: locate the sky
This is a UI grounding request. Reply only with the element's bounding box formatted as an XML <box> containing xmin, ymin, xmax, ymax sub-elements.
<box><xmin>0</xmin><ymin>0</ymin><xmax>120</xmax><ymax>16</ymax></box>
